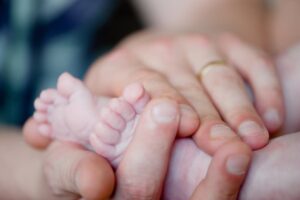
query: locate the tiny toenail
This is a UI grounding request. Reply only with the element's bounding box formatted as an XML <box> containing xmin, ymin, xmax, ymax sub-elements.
<box><xmin>226</xmin><ymin>154</ymin><xmax>250</xmax><ymax>175</ymax></box>
<box><xmin>210</xmin><ymin>124</ymin><xmax>236</xmax><ymax>139</ymax></box>
<box><xmin>263</xmin><ymin>109</ymin><xmax>281</xmax><ymax>130</ymax></box>
<box><xmin>124</xmin><ymin>83</ymin><xmax>143</xmax><ymax>102</ymax></box>
<box><xmin>238</xmin><ymin>120</ymin><xmax>266</xmax><ymax>138</ymax></box>
<box><xmin>152</xmin><ymin>102</ymin><xmax>178</xmax><ymax>123</ymax></box>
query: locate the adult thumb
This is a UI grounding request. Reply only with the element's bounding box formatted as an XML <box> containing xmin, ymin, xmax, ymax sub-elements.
<box><xmin>43</xmin><ymin>141</ymin><xmax>115</xmax><ymax>200</ymax></box>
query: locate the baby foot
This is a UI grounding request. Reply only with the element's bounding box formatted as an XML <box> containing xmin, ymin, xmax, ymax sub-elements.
<box><xmin>89</xmin><ymin>83</ymin><xmax>150</xmax><ymax>166</ymax></box>
<box><xmin>34</xmin><ymin>73</ymin><xmax>103</xmax><ymax>145</ymax></box>
<box><xmin>34</xmin><ymin>72</ymin><xmax>151</xmax><ymax>167</ymax></box>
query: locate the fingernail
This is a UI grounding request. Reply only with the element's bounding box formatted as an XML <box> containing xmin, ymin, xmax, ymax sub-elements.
<box><xmin>210</xmin><ymin>124</ymin><xmax>236</xmax><ymax>139</ymax></box>
<box><xmin>226</xmin><ymin>154</ymin><xmax>250</xmax><ymax>175</ymax></box>
<box><xmin>152</xmin><ymin>102</ymin><xmax>178</xmax><ymax>123</ymax></box>
<box><xmin>263</xmin><ymin>109</ymin><xmax>281</xmax><ymax>129</ymax></box>
<box><xmin>180</xmin><ymin>104</ymin><xmax>197</xmax><ymax>120</ymax></box>
<box><xmin>238</xmin><ymin>120</ymin><xmax>265</xmax><ymax>138</ymax></box>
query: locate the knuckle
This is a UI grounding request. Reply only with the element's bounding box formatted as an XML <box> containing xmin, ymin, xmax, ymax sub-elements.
<box><xmin>201</xmin><ymin>114</ymin><xmax>221</xmax><ymax>122</ymax></box>
<box><xmin>178</xmin><ymin>85</ymin><xmax>206</xmax><ymax>103</ymax></box>
<box><xmin>104</xmin><ymin>48</ymin><xmax>132</xmax><ymax>64</ymax></box>
<box><xmin>133</xmin><ymin>69</ymin><xmax>185</xmax><ymax>102</ymax></box>
<box><xmin>245</xmin><ymin>50</ymin><xmax>274</xmax><ymax>71</ymax></box>
<box><xmin>149</xmin><ymin>37</ymin><xmax>175</xmax><ymax>51</ymax></box>
<box><xmin>151</xmin><ymin>84</ymin><xmax>184</xmax><ymax>103</ymax></box>
<box><xmin>144</xmin><ymin>37</ymin><xmax>176</xmax><ymax>61</ymax></box>
<box><xmin>177</xmin><ymin>82</ymin><xmax>204</xmax><ymax>94</ymax></box>
<box><xmin>159</xmin><ymin>90</ymin><xmax>183</xmax><ymax>102</ymax></box>
<box><xmin>253</xmin><ymin>57</ymin><xmax>273</xmax><ymax>70</ymax></box>
<box><xmin>134</xmin><ymin>68</ymin><xmax>164</xmax><ymax>82</ymax></box>
<box><xmin>181</xmin><ymin>34</ymin><xmax>211</xmax><ymax>47</ymax></box>
<box><xmin>226</xmin><ymin>107</ymin><xmax>256</xmax><ymax>125</ymax></box>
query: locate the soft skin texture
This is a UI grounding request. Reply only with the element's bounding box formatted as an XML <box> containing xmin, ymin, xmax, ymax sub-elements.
<box><xmin>166</xmin><ymin>133</ymin><xmax>300</xmax><ymax>200</ymax></box>
<box><xmin>33</xmin><ymin>71</ymin><xmax>300</xmax><ymax>199</ymax></box>
<box><xmin>276</xmin><ymin>43</ymin><xmax>300</xmax><ymax>133</ymax></box>
<box><xmin>10</xmin><ymin>99</ymin><xmax>183</xmax><ymax>200</ymax></box>
<box><xmin>22</xmin><ymin>0</ymin><xmax>300</xmax><ymax>199</ymax></box>
<box><xmin>0</xmin><ymin>127</ymin><xmax>115</xmax><ymax>200</ymax></box>
<box><xmin>85</xmin><ymin>32</ymin><xmax>283</xmax><ymax>153</ymax></box>
<box><xmin>19</xmin><ymin>39</ymin><xmax>300</xmax><ymax>200</ymax></box>
<box><xmin>33</xmin><ymin>73</ymin><xmax>151</xmax><ymax>166</ymax></box>
<box><xmin>269</xmin><ymin>0</ymin><xmax>300</xmax><ymax>54</ymax></box>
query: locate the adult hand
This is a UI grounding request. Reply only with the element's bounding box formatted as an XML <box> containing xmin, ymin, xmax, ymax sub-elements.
<box><xmin>23</xmin><ymin>119</ymin><xmax>115</xmax><ymax>200</ymax></box>
<box><xmin>111</xmin><ymin>98</ymin><xmax>180</xmax><ymax>199</ymax></box>
<box><xmin>23</xmin><ymin>97</ymin><xmax>180</xmax><ymax>200</ymax></box>
<box><xmin>91</xmin><ymin>97</ymin><xmax>250</xmax><ymax>200</ymax></box>
<box><xmin>85</xmin><ymin>31</ymin><xmax>284</xmax><ymax>153</ymax></box>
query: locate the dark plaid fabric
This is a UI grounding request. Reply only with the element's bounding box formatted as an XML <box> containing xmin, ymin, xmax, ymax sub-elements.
<box><xmin>0</xmin><ymin>0</ymin><xmax>118</xmax><ymax>125</ymax></box>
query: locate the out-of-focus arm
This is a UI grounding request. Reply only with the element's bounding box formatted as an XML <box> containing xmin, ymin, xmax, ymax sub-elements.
<box><xmin>131</xmin><ymin>0</ymin><xmax>267</xmax><ymax>48</ymax></box>
<box><xmin>0</xmin><ymin>127</ymin><xmax>49</xmax><ymax>200</ymax></box>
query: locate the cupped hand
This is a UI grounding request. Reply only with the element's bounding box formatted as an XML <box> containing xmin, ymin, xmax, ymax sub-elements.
<box><xmin>85</xmin><ymin>31</ymin><xmax>284</xmax><ymax>153</ymax></box>
<box><xmin>109</xmin><ymin>98</ymin><xmax>252</xmax><ymax>200</ymax></box>
<box><xmin>23</xmin><ymin>98</ymin><xmax>251</xmax><ymax>200</ymax></box>
<box><xmin>23</xmin><ymin>118</ymin><xmax>115</xmax><ymax>200</ymax></box>
<box><xmin>111</xmin><ymin>98</ymin><xmax>180</xmax><ymax>199</ymax></box>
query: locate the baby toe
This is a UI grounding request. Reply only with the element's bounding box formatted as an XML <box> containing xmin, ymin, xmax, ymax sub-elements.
<box><xmin>89</xmin><ymin>134</ymin><xmax>117</xmax><ymax>160</ymax></box>
<box><xmin>40</xmin><ymin>89</ymin><xmax>58</xmax><ymax>104</ymax></box>
<box><xmin>57</xmin><ymin>72</ymin><xmax>86</xmax><ymax>97</ymax></box>
<box><xmin>100</xmin><ymin>107</ymin><xmax>126</xmax><ymax>131</ymax></box>
<box><xmin>34</xmin><ymin>98</ymin><xmax>48</xmax><ymax>112</ymax></box>
<box><xmin>109</xmin><ymin>98</ymin><xmax>136</xmax><ymax>121</ymax></box>
<box><xmin>123</xmin><ymin>82</ymin><xmax>150</xmax><ymax>114</ymax></box>
<box><xmin>94</xmin><ymin>122</ymin><xmax>120</xmax><ymax>145</ymax></box>
<box><xmin>33</xmin><ymin>112</ymin><xmax>47</xmax><ymax>123</ymax></box>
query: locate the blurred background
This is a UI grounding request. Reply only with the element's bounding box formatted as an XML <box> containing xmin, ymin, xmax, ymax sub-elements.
<box><xmin>0</xmin><ymin>0</ymin><xmax>299</xmax><ymax>128</ymax></box>
<box><xmin>0</xmin><ymin>0</ymin><xmax>142</xmax><ymax>125</ymax></box>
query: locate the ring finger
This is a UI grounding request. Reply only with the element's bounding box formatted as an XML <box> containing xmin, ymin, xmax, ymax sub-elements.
<box><xmin>180</xmin><ymin>36</ymin><xmax>269</xmax><ymax>150</ymax></box>
<box><xmin>131</xmin><ymin>36</ymin><xmax>240</xmax><ymax>154</ymax></box>
<box><xmin>85</xmin><ymin>49</ymin><xmax>199</xmax><ymax>136</ymax></box>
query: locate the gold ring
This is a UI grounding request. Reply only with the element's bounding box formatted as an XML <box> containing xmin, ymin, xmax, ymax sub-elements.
<box><xmin>197</xmin><ymin>60</ymin><xmax>227</xmax><ymax>80</ymax></box>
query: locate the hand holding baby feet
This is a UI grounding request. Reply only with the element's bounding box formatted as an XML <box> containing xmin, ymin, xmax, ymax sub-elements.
<box><xmin>90</xmin><ymin>82</ymin><xmax>150</xmax><ymax>166</ymax></box>
<box><xmin>34</xmin><ymin>73</ymin><xmax>100</xmax><ymax>145</ymax></box>
<box><xmin>34</xmin><ymin>72</ymin><xmax>150</xmax><ymax>166</ymax></box>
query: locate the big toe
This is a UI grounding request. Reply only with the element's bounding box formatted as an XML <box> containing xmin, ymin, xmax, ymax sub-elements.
<box><xmin>57</xmin><ymin>72</ymin><xmax>86</xmax><ymax>97</ymax></box>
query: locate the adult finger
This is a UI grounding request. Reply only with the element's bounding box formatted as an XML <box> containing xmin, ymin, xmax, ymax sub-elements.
<box><xmin>191</xmin><ymin>141</ymin><xmax>251</xmax><ymax>200</ymax></box>
<box><xmin>23</xmin><ymin>117</ymin><xmax>52</xmax><ymax>149</ymax></box>
<box><xmin>181</xmin><ymin>35</ymin><xmax>269</xmax><ymax>150</ymax></box>
<box><xmin>131</xmin><ymin>36</ymin><xmax>238</xmax><ymax>154</ymax></box>
<box><xmin>44</xmin><ymin>141</ymin><xmax>115</xmax><ymax>200</ymax></box>
<box><xmin>219</xmin><ymin>34</ymin><xmax>284</xmax><ymax>133</ymax></box>
<box><xmin>169</xmin><ymin>70</ymin><xmax>239</xmax><ymax>154</ymax></box>
<box><xmin>113</xmin><ymin>98</ymin><xmax>179</xmax><ymax>199</ymax></box>
<box><xmin>85</xmin><ymin>49</ymin><xmax>199</xmax><ymax>136</ymax></box>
